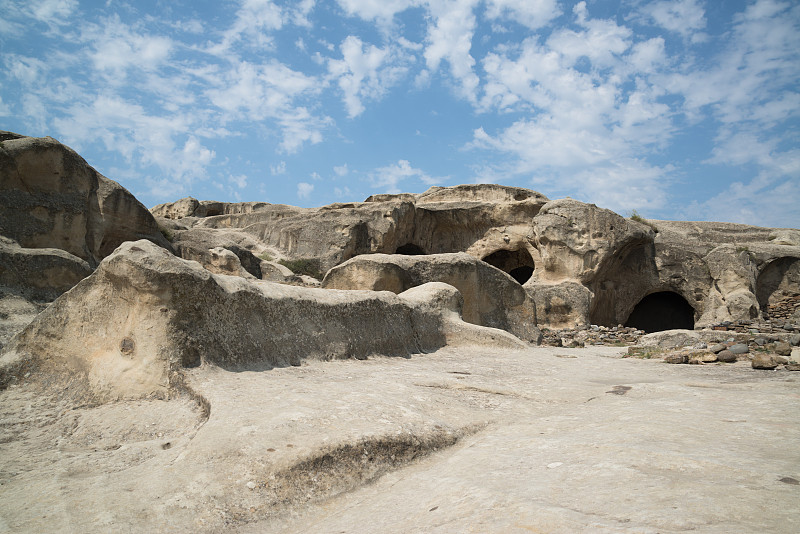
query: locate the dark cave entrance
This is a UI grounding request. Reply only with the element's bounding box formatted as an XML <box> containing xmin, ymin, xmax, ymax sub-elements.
<box><xmin>624</xmin><ymin>291</ymin><xmax>695</xmax><ymax>333</ymax></box>
<box><xmin>482</xmin><ymin>248</ymin><xmax>535</xmax><ymax>285</ymax></box>
<box><xmin>395</xmin><ymin>243</ymin><xmax>426</xmax><ymax>255</ymax></box>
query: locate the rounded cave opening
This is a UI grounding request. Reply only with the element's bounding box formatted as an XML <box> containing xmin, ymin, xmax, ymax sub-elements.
<box><xmin>395</xmin><ymin>243</ymin><xmax>426</xmax><ymax>255</ymax></box>
<box><xmin>481</xmin><ymin>248</ymin><xmax>535</xmax><ymax>285</ymax></box>
<box><xmin>624</xmin><ymin>291</ymin><xmax>695</xmax><ymax>333</ymax></box>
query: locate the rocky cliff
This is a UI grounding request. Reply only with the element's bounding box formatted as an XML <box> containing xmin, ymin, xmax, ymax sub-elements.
<box><xmin>152</xmin><ymin>187</ymin><xmax>800</xmax><ymax>334</ymax></box>
<box><xmin>2</xmin><ymin>132</ymin><xmax>799</xmax><ymax>356</ymax></box>
<box><xmin>0</xmin><ymin>132</ymin><xmax>173</xmax><ymax>347</ymax></box>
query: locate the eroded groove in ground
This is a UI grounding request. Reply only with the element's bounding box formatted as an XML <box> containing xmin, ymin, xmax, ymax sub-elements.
<box><xmin>232</xmin><ymin>425</ymin><xmax>484</xmax><ymax>522</ymax></box>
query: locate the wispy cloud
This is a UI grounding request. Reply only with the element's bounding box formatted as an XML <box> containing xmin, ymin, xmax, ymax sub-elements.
<box><xmin>370</xmin><ymin>159</ymin><xmax>443</xmax><ymax>193</ymax></box>
<box><xmin>1</xmin><ymin>0</ymin><xmax>797</xmax><ymax>226</ymax></box>
<box><xmin>297</xmin><ymin>181</ymin><xmax>314</xmax><ymax>199</ymax></box>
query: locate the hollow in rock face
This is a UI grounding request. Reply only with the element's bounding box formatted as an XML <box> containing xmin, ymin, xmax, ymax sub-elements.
<box><xmin>625</xmin><ymin>291</ymin><xmax>695</xmax><ymax>333</ymax></box>
<box><xmin>482</xmin><ymin>248</ymin><xmax>535</xmax><ymax>284</ymax></box>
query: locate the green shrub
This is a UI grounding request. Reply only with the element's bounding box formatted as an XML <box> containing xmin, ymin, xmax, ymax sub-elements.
<box><xmin>629</xmin><ymin>210</ymin><xmax>658</xmax><ymax>233</ymax></box>
<box><xmin>259</xmin><ymin>251</ymin><xmax>274</xmax><ymax>262</ymax></box>
<box><xmin>278</xmin><ymin>258</ymin><xmax>323</xmax><ymax>279</ymax></box>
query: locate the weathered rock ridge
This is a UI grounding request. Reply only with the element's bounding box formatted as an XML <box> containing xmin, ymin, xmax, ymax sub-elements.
<box><xmin>153</xmin><ymin>188</ymin><xmax>800</xmax><ymax>333</ymax></box>
<box><xmin>1</xmin><ymin>131</ymin><xmax>799</xmax><ymax>354</ymax></box>
<box><xmin>0</xmin><ymin>132</ymin><xmax>171</xmax><ymax>266</ymax></box>
<box><xmin>0</xmin><ymin>240</ymin><xmax>522</xmax><ymax>398</ymax></box>
<box><xmin>0</xmin><ymin>132</ymin><xmax>172</xmax><ymax>346</ymax></box>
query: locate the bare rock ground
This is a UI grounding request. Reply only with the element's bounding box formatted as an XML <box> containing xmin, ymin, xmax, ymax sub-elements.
<box><xmin>1</xmin><ymin>345</ymin><xmax>798</xmax><ymax>533</ymax></box>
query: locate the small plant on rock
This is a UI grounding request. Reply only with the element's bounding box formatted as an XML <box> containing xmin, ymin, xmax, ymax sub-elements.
<box><xmin>629</xmin><ymin>210</ymin><xmax>658</xmax><ymax>233</ymax></box>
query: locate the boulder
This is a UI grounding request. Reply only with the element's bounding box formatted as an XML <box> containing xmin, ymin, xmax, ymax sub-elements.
<box><xmin>0</xmin><ymin>237</ymin><xmax>93</xmax><ymax>346</ymax></box>
<box><xmin>716</xmin><ymin>350</ymin><xmax>737</xmax><ymax>363</ymax></box>
<box><xmin>0</xmin><ymin>240</ymin><xmax>525</xmax><ymax>400</ymax></box>
<box><xmin>638</xmin><ymin>330</ymin><xmax>701</xmax><ymax>349</ymax></box>
<box><xmin>205</xmin><ymin>247</ymin><xmax>255</xmax><ymax>278</ymax></box>
<box><xmin>728</xmin><ymin>343</ymin><xmax>749</xmax><ymax>355</ymax></box>
<box><xmin>772</xmin><ymin>341</ymin><xmax>792</xmax><ymax>356</ymax></box>
<box><xmin>0</xmin><ymin>133</ymin><xmax>171</xmax><ymax>267</ymax></box>
<box><xmin>150</xmin><ymin>197</ymin><xmax>200</xmax><ymax>219</ymax></box>
<box><xmin>322</xmin><ymin>253</ymin><xmax>540</xmax><ymax>343</ymax></box>
<box><xmin>169</xmin><ymin>227</ymin><xmax>264</xmax><ymax>279</ymax></box>
<box><xmin>526</xmin><ymin>281</ymin><xmax>592</xmax><ymax>329</ymax></box>
<box><xmin>751</xmin><ymin>354</ymin><xmax>778</xmax><ymax>370</ymax></box>
<box><xmin>664</xmin><ymin>353</ymin><xmax>688</xmax><ymax>364</ymax></box>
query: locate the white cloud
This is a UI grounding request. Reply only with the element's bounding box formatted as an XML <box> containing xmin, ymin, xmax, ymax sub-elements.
<box><xmin>484</xmin><ymin>0</ymin><xmax>560</xmax><ymax>30</ymax></box>
<box><xmin>665</xmin><ymin>1</ymin><xmax>799</xmax><ymax>126</ymax></box>
<box><xmin>32</xmin><ymin>0</ymin><xmax>77</xmax><ymax>23</ymax></box>
<box><xmin>334</xmin><ymin>186</ymin><xmax>352</xmax><ymax>197</ymax></box>
<box><xmin>4</xmin><ymin>55</ymin><xmax>48</xmax><ymax>86</ymax></box>
<box><xmin>370</xmin><ymin>159</ymin><xmax>441</xmax><ymax>193</ymax></box>
<box><xmin>297</xmin><ymin>181</ymin><xmax>314</xmax><ymax>199</ymax></box>
<box><xmin>334</xmin><ymin>164</ymin><xmax>349</xmax><ymax>176</ymax></box>
<box><xmin>270</xmin><ymin>161</ymin><xmax>286</xmax><ymax>175</ymax></box>
<box><xmin>85</xmin><ymin>17</ymin><xmax>173</xmax><ymax>77</ymax></box>
<box><xmin>639</xmin><ymin>0</ymin><xmax>706</xmax><ymax>40</ymax></box>
<box><xmin>547</xmin><ymin>4</ymin><xmax>632</xmax><ymax>69</ymax></box>
<box><xmin>627</xmin><ymin>37</ymin><xmax>666</xmax><ymax>72</ymax></box>
<box><xmin>682</xmin><ymin>170</ymin><xmax>800</xmax><ymax>228</ymax></box>
<box><xmin>229</xmin><ymin>174</ymin><xmax>248</xmax><ymax>188</ymax></box>
<box><xmin>204</xmin><ymin>60</ymin><xmax>330</xmax><ymax>152</ymax></box>
<box><xmin>470</xmin><ymin>2</ymin><xmax>678</xmax><ymax>214</ymax></box>
<box><xmin>335</xmin><ymin>0</ymin><xmax>419</xmax><ymax>22</ymax></box>
<box><xmin>289</xmin><ymin>0</ymin><xmax>316</xmax><ymax>27</ymax></box>
<box><xmin>327</xmin><ymin>35</ymin><xmax>409</xmax><ymax>118</ymax></box>
<box><xmin>424</xmin><ymin>0</ymin><xmax>480</xmax><ymax>101</ymax></box>
<box><xmin>207</xmin><ymin>60</ymin><xmax>318</xmax><ymax>118</ymax></box>
<box><xmin>212</xmin><ymin>0</ymin><xmax>284</xmax><ymax>54</ymax></box>
<box><xmin>275</xmin><ymin>106</ymin><xmax>330</xmax><ymax>153</ymax></box>
<box><xmin>51</xmin><ymin>95</ymin><xmax>214</xmax><ymax>194</ymax></box>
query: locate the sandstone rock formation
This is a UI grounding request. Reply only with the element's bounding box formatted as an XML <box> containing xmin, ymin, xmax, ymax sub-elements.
<box><xmin>0</xmin><ymin>132</ymin><xmax>173</xmax><ymax>345</ymax></box>
<box><xmin>153</xmin><ymin>186</ymin><xmax>800</xmax><ymax>334</ymax></box>
<box><xmin>0</xmin><ymin>132</ymin><xmax>171</xmax><ymax>266</ymax></box>
<box><xmin>0</xmin><ymin>240</ymin><xmax>523</xmax><ymax>399</ymax></box>
<box><xmin>322</xmin><ymin>252</ymin><xmax>540</xmax><ymax>342</ymax></box>
<box><xmin>0</xmin><ymin>237</ymin><xmax>92</xmax><ymax>347</ymax></box>
<box><xmin>2</xmin><ymin>131</ymin><xmax>799</xmax><ymax>351</ymax></box>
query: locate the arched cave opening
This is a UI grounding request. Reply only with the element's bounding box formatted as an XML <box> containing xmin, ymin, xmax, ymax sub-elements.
<box><xmin>395</xmin><ymin>243</ymin><xmax>426</xmax><ymax>255</ymax></box>
<box><xmin>624</xmin><ymin>291</ymin><xmax>695</xmax><ymax>333</ymax></box>
<box><xmin>482</xmin><ymin>248</ymin><xmax>535</xmax><ymax>285</ymax></box>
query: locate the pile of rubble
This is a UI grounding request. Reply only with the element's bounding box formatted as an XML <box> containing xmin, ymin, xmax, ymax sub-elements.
<box><xmin>541</xmin><ymin>325</ymin><xmax>645</xmax><ymax>347</ymax></box>
<box><xmin>625</xmin><ymin>331</ymin><xmax>800</xmax><ymax>371</ymax></box>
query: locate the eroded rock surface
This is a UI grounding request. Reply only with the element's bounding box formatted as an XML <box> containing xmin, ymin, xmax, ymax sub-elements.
<box><xmin>322</xmin><ymin>252</ymin><xmax>540</xmax><ymax>343</ymax></box>
<box><xmin>0</xmin><ymin>240</ymin><xmax>523</xmax><ymax>400</ymax></box>
<box><xmin>152</xmin><ymin>186</ymin><xmax>799</xmax><ymax>332</ymax></box>
<box><xmin>0</xmin><ymin>133</ymin><xmax>171</xmax><ymax>266</ymax></box>
<box><xmin>0</xmin><ymin>132</ymin><xmax>173</xmax><ymax>343</ymax></box>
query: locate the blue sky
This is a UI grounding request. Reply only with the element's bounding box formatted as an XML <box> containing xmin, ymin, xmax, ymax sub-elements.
<box><xmin>1</xmin><ymin>0</ymin><xmax>798</xmax><ymax>227</ymax></box>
